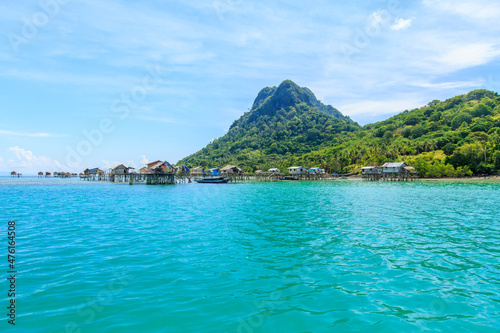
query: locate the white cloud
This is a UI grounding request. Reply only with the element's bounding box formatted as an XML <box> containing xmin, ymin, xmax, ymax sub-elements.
<box><xmin>0</xmin><ymin>130</ymin><xmax>65</xmax><ymax>137</ymax></box>
<box><xmin>391</xmin><ymin>18</ymin><xmax>412</xmax><ymax>30</ymax></box>
<box><xmin>101</xmin><ymin>159</ymin><xmax>122</xmax><ymax>169</ymax></box>
<box><xmin>7</xmin><ymin>146</ymin><xmax>62</xmax><ymax>172</ymax></box>
<box><xmin>140</xmin><ymin>155</ymin><xmax>149</xmax><ymax>165</ymax></box>
<box><xmin>423</xmin><ymin>0</ymin><xmax>500</xmax><ymax>20</ymax></box>
<box><xmin>126</xmin><ymin>160</ymin><xmax>137</xmax><ymax>169</ymax></box>
<box><xmin>339</xmin><ymin>97</ymin><xmax>426</xmax><ymax>117</ymax></box>
<box><xmin>100</xmin><ymin>158</ymin><xmax>140</xmax><ymax>170</ymax></box>
<box><xmin>368</xmin><ymin>10</ymin><xmax>390</xmax><ymax>29</ymax></box>
<box><xmin>429</xmin><ymin>42</ymin><xmax>500</xmax><ymax>73</ymax></box>
<box><xmin>410</xmin><ymin>80</ymin><xmax>484</xmax><ymax>89</ymax></box>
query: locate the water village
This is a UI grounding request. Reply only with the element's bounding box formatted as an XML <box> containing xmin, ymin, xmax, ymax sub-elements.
<box><xmin>62</xmin><ymin>160</ymin><xmax>415</xmax><ymax>185</ymax></box>
<box><xmin>10</xmin><ymin>160</ymin><xmax>416</xmax><ymax>184</ymax></box>
<box><xmin>10</xmin><ymin>161</ymin><xmax>416</xmax><ymax>184</ymax></box>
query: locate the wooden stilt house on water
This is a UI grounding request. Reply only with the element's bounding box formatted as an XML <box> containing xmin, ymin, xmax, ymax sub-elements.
<box><xmin>191</xmin><ymin>166</ymin><xmax>206</xmax><ymax>176</ymax></box>
<box><xmin>381</xmin><ymin>162</ymin><xmax>414</xmax><ymax>181</ymax></box>
<box><xmin>219</xmin><ymin>165</ymin><xmax>245</xmax><ymax>181</ymax></box>
<box><xmin>220</xmin><ymin>165</ymin><xmax>243</xmax><ymax>175</ymax></box>
<box><xmin>112</xmin><ymin>164</ymin><xmax>134</xmax><ymax>175</ymax></box>
<box><xmin>146</xmin><ymin>160</ymin><xmax>174</xmax><ymax>174</ymax></box>
<box><xmin>288</xmin><ymin>166</ymin><xmax>308</xmax><ymax>175</ymax></box>
<box><xmin>38</xmin><ymin>172</ymin><xmax>43</xmax><ymax>178</ymax></box>
<box><xmin>81</xmin><ymin>168</ymin><xmax>104</xmax><ymax>180</ymax></box>
<box><xmin>361</xmin><ymin>166</ymin><xmax>382</xmax><ymax>181</ymax></box>
<box><xmin>308</xmin><ymin>167</ymin><xmax>325</xmax><ymax>175</ymax></box>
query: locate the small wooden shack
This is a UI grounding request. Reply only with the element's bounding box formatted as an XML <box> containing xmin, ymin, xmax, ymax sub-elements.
<box><xmin>288</xmin><ymin>166</ymin><xmax>308</xmax><ymax>175</ymax></box>
<box><xmin>220</xmin><ymin>165</ymin><xmax>242</xmax><ymax>175</ymax></box>
<box><xmin>361</xmin><ymin>166</ymin><xmax>382</xmax><ymax>180</ymax></box>
<box><xmin>45</xmin><ymin>172</ymin><xmax>51</xmax><ymax>177</ymax></box>
<box><xmin>381</xmin><ymin>162</ymin><xmax>414</xmax><ymax>181</ymax></box>
<box><xmin>87</xmin><ymin>168</ymin><xmax>104</xmax><ymax>175</ymax></box>
<box><xmin>147</xmin><ymin>160</ymin><xmax>173</xmax><ymax>174</ymax></box>
<box><xmin>38</xmin><ymin>172</ymin><xmax>44</xmax><ymax>177</ymax></box>
<box><xmin>361</xmin><ymin>166</ymin><xmax>381</xmax><ymax>175</ymax></box>
<box><xmin>112</xmin><ymin>164</ymin><xmax>134</xmax><ymax>175</ymax></box>
<box><xmin>191</xmin><ymin>166</ymin><xmax>206</xmax><ymax>175</ymax></box>
<box><xmin>382</xmin><ymin>162</ymin><xmax>407</xmax><ymax>174</ymax></box>
<box><xmin>308</xmin><ymin>167</ymin><xmax>324</xmax><ymax>174</ymax></box>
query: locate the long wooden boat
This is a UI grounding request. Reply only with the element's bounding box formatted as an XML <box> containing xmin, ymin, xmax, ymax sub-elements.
<box><xmin>278</xmin><ymin>176</ymin><xmax>298</xmax><ymax>180</ymax></box>
<box><xmin>195</xmin><ymin>177</ymin><xmax>229</xmax><ymax>184</ymax></box>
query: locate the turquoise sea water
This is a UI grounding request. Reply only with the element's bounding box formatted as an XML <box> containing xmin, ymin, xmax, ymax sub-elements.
<box><xmin>1</xmin><ymin>178</ymin><xmax>499</xmax><ymax>332</ymax></box>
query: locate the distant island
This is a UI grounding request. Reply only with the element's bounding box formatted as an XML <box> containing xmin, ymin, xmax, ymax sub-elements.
<box><xmin>179</xmin><ymin>80</ymin><xmax>500</xmax><ymax>178</ymax></box>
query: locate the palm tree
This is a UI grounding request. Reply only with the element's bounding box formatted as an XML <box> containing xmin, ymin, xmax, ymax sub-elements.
<box><xmin>480</xmin><ymin>142</ymin><xmax>490</xmax><ymax>164</ymax></box>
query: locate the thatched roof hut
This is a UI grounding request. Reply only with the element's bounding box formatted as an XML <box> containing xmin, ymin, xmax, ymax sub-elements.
<box><xmin>220</xmin><ymin>165</ymin><xmax>243</xmax><ymax>174</ymax></box>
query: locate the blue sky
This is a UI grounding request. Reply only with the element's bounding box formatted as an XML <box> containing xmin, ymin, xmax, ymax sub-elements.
<box><xmin>1</xmin><ymin>0</ymin><xmax>500</xmax><ymax>174</ymax></box>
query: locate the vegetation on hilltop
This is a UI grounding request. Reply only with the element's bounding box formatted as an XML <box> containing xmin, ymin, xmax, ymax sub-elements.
<box><xmin>179</xmin><ymin>80</ymin><xmax>359</xmax><ymax>169</ymax></box>
<box><xmin>179</xmin><ymin>81</ymin><xmax>500</xmax><ymax>177</ymax></box>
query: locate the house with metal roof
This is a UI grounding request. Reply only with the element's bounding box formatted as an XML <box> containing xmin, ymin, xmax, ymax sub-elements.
<box><xmin>308</xmin><ymin>167</ymin><xmax>324</xmax><ymax>174</ymax></box>
<box><xmin>288</xmin><ymin>166</ymin><xmax>308</xmax><ymax>175</ymax></box>
<box><xmin>382</xmin><ymin>162</ymin><xmax>407</xmax><ymax>174</ymax></box>
<box><xmin>361</xmin><ymin>166</ymin><xmax>381</xmax><ymax>175</ymax></box>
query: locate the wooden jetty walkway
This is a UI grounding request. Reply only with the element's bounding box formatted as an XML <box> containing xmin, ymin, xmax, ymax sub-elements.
<box><xmin>79</xmin><ymin>171</ymin><xmax>332</xmax><ymax>185</ymax></box>
<box><xmin>80</xmin><ymin>172</ymin><xmax>176</xmax><ymax>185</ymax></box>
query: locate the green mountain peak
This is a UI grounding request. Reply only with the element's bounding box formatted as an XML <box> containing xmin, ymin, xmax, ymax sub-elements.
<box><xmin>180</xmin><ymin>80</ymin><xmax>359</xmax><ymax>169</ymax></box>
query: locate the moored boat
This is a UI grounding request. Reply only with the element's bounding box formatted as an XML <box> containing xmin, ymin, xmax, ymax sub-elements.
<box><xmin>195</xmin><ymin>177</ymin><xmax>229</xmax><ymax>184</ymax></box>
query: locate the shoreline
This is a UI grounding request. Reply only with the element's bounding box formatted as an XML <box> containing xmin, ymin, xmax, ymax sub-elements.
<box><xmin>342</xmin><ymin>174</ymin><xmax>500</xmax><ymax>183</ymax></box>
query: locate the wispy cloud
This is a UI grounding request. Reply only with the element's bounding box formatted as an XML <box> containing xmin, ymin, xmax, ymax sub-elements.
<box><xmin>140</xmin><ymin>155</ymin><xmax>149</xmax><ymax>165</ymax></box>
<box><xmin>423</xmin><ymin>0</ymin><xmax>500</xmax><ymax>20</ymax></box>
<box><xmin>368</xmin><ymin>10</ymin><xmax>390</xmax><ymax>29</ymax></box>
<box><xmin>339</xmin><ymin>96</ymin><xmax>427</xmax><ymax>117</ymax></box>
<box><xmin>427</xmin><ymin>42</ymin><xmax>500</xmax><ymax>73</ymax></box>
<box><xmin>410</xmin><ymin>80</ymin><xmax>484</xmax><ymax>89</ymax></box>
<box><xmin>0</xmin><ymin>130</ymin><xmax>66</xmax><ymax>137</ymax></box>
<box><xmin>391</xmin><ymin>18</ymin><xmax>412</xmax><ymax>30</ymax></box>
<box><xmin>8</xmin><ymin>146</ymin><xmax>62</xmax><ymax>170</ymax></box>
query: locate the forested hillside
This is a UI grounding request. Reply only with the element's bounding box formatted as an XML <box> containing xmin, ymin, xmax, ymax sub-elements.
<box><xmin>179</xmin><ymin>81</ymin><xmax>500</xmax><ymax>177</ymax></box>
<box><xmin>179</xmin><ymin>80</ymin><xmax>359</xmax><ymax>169</ymax></box>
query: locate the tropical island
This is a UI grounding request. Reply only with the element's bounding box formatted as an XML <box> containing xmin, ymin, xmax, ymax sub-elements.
<box><xmin>179</xmin><ymin>80</ymin><xmax>500</xmax><ymax>178</ymax></box>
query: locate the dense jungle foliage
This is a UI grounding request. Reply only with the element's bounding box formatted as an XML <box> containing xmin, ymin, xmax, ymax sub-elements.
<box><xmin>179</xmin><ymin>80</ymin><xmax>500</xmax><ymax>177</ymax></box>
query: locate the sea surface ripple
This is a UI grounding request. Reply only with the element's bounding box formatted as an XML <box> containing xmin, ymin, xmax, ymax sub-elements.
<box><xmin>0</xmin><ymin>178</ymin><xmax>499</xmax><ymax>332</ymax></box>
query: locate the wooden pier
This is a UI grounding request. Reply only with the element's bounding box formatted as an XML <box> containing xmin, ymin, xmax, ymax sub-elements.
<box><xmin>80</xmin><ymin>172</ymin><xmax>176</xmax><ymax>185</ymax></box>
<box><xmin>362</xmin><ymin>172</ymin><xmax>414</xmax><ymax>181</ymax></box>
